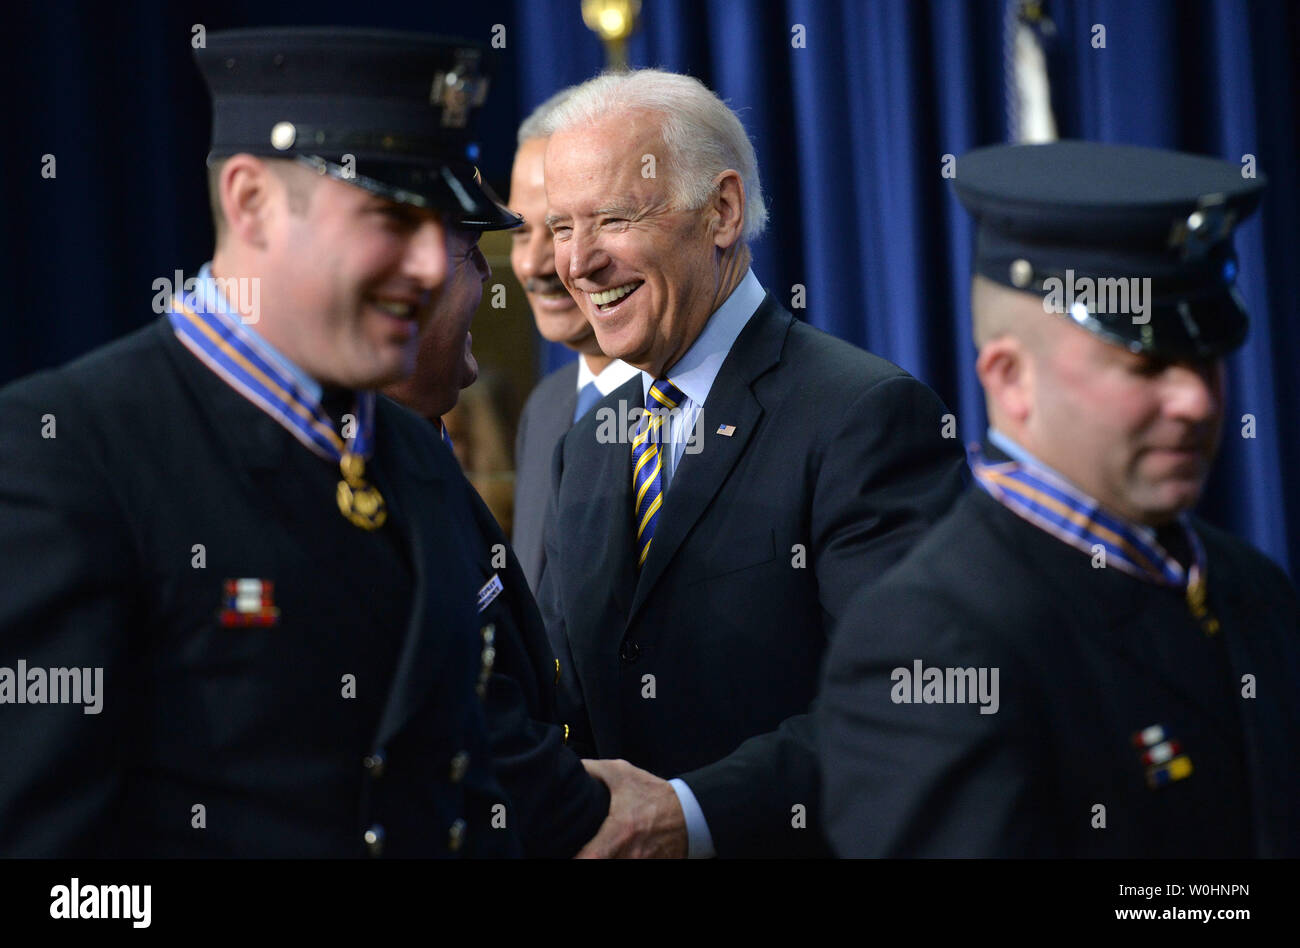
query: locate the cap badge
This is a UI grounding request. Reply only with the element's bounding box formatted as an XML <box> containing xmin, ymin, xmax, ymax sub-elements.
<box><xmin>1168</xmin><ymin>194</ymin><xmax>1238</xmax><ymax>261</ymax></box>
<box><xmin>430</xmin><ymin>67</ymin><xmax>488</xmax><ymax>129</ymax></box>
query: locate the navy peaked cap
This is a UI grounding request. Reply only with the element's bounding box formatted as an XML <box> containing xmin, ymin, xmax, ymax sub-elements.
<box><xmin>954</xmin><ymin>140</ymin><xmax>1266</xmax><ymax>359</ymax></box>
<box><xmin>194</xmin><ymin>27</ymin><xmax>519</xmax><ymax>229</ymax></box>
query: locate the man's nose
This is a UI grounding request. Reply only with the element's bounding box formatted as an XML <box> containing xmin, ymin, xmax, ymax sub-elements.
<box><xmin>403</xmin><ymin>216</ymin><xmax>449</xmax><ymax>291</ymax></box>
<box><xmin>521</xmin><ymin>229</ymin><xmax>554</xmax><ymax>280</ymax></box>
<box><xmin>1165</xmin><ymin>360</ymin><xmax>1222</xmax><ymax>423</ymax></box>
<box><xmin>565</xmin><ymin>228</ymin><xmax>609</xmax><ymax>283</ymax></box>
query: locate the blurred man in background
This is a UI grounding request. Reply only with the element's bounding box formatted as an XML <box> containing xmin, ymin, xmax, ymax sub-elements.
<box><xmin>510</xmin><ymin>89</ymin><xmax>638</xmax><ymax>592</ymax></box>
<box><xmin>385</xmin><ymin>219</ymin><xmax>611</xmax><ymax>857</ymax></box>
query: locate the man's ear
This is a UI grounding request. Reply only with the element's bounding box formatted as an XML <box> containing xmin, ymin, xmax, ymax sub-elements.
<box><xmin>219</xmin><ymin>154</ymin><xmax>277</xmax><ymax>249</ymax></box>
<box><xmin>708</xmin><ymin>169</ymin><xmax>745</xmax><ymax>249</ymax></box>
<box><xmin>976</xmin><ymin>336</ymin><xmax>1035</xmax><ymax>429</ymax></box>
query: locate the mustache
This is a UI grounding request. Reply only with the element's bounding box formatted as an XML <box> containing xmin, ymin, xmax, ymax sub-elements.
<box><xmin>525</xmin><ymin>276</ymin><xmax>568</xmax><ymax>296</ymax></box>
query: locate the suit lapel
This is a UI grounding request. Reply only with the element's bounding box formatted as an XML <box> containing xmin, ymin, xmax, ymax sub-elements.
<box><xmin>567</xmin><ymin>378</ymin><xmax>640</xmax><ymax>628</ymax></box>
<box><xmin>629</xmin><ymin>296</ymin><xmax>790</xmax><ymax>621</ymax></box>
<box><xmin>558</xmin><ymin>379</ymin><xmax>641</xmax><ymax>753</ymax></box>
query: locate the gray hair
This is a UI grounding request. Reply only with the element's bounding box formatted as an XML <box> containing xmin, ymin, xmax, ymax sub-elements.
<box><xmin>517</xmin><ymin>87</ymin><xmax>576</xmax><ymax>146</ymax></box>
<box><xmin>537</xmin><ymin>69</ymin><xmax>768</xmax><ymax>241</ymax></box>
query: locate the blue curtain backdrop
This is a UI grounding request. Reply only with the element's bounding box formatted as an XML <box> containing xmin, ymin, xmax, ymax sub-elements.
<box><xmin>4</xmin><ymin>0</ymin><xmax>1297</xmax><ymax>577</ymax></box>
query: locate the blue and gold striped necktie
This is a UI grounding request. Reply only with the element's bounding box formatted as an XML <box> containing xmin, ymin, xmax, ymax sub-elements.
<box><xmin>631</xmin><ymin>378</ymin><xmax>686</xmax><ymax>569</ymax></box>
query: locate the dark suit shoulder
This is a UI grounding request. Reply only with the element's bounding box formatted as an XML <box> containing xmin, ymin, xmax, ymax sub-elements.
<box><xmin>1192</xmin><ymin>515</ymin><xmax>1298</xmax><ymax>600</ymax></box>
<box><xmin>748</xmin><ymin>306</ymin><xmax>948</xmax><ymax>445</ymax></box>
<box><xmin>375</xmin><ymin>392</ymin><xmax>463</xmax><ymax>481</ymax></box>
<box><xmin>1</xmin><ymin>320</ymin><xmax>176</xmax><ymax>418</ymax></box>
<box><xmin>782</xmin><ymin>316</ymin><xmax>911</xmax><ymax>390</ymax></box>
<box><xmin>521</xmin><ymin>361</ymin><xmax>579</xmax><ymax>419</ymax></box>
<box><xmin>838</xmin><ymin>487</ymin><xmax>1069</xmax><ymax>651</ymax></box>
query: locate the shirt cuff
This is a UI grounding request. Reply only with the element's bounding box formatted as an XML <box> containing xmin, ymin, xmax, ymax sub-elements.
<box><xmin>668</xmin><ymin>778</ymin><xmax>716</xmax><ymax>859</ymax></box>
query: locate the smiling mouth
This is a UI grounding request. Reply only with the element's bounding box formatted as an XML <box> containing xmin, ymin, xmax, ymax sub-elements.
<box><xmin>589</xmin><ymin>281</ymin><xmax>643</xmax><ymax>311</ymax></box>
<box><xmin>533</xmin><ymin>290</ymin><xmax>578</xmax><ymax>311</ymax></box>
<box><xmin>371</xmin><ymin>298</ymin><xmax>419</xmax><ymax>321</ymax></box>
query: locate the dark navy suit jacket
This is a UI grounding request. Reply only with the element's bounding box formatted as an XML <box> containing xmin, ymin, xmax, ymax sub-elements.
<box><xmin>538</xmin><ymin>295</ymin><xmax>966</xmax><ymax>857</ymax></box>
<box><xmin>513</xmin><ymin>361</ymin><xmax>578</xmax><ymax>593</ymax></box>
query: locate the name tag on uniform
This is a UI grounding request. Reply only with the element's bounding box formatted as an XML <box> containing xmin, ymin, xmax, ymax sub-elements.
<box><xmin>477</xmin><ymin>574</ymin><xmax>504</xmax><ymax>613</ymax></box>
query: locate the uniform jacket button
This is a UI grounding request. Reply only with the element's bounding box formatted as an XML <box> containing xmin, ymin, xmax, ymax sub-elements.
<box><xmin>449</xmin><ymin>751</ymin><xmax>470</xmax><ymax>783</ymax></box>
<box><xmin>448</xmin><ymin>818</ymin><xmax>467</xmax><ymax>853</ymax></box>
<box><xmin>363</xmin><ymin>749</ymin><xmax>386</xmax><ymax>778</ymax></box>
<box><xmin>619</xmin><ymin>639</ymin><xmax>641</xmax><ymax>663</ymax></box>
<box><xmin>364</xmin><ymin>824</ymin><xmax>385</xmax><ymax>857</ymax></box>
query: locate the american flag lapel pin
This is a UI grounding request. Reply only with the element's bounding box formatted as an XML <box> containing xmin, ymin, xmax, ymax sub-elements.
<box><xmin>219</xmin><ymin>578</ymin><xmax>281</xmax><ymax>628</ymax></box>
<box><xmin>716</xmin><ymin>424</ymin><xmax>736</xmax><ymax>437</ymax></box>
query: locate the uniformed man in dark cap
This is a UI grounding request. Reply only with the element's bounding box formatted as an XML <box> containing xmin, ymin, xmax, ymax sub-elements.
<box><xmin>819</xmin><ymin>141</ymin><xmax>1300</xmax><ymax>857</ymax></box>
<box><xmin>0</xmin><ymin>27</ymin><xmax>526</xmax><ymax>857</ymax></box>
<box><xmin>382</xmin><ymin>220</ymin><xmax>612</xmax><ymax>858</ymax></box>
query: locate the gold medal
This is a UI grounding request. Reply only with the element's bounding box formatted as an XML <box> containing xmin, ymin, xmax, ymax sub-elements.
<box><xmin>337</xmin><ymin>451</ymin><xmax>387</xmax><ymax>530</ymax></box>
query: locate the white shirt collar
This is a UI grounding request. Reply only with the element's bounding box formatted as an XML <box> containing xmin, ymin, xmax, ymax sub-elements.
<box><xmin>577</xmin><ymin>354</ymin><xmax>640</xmax><ymax>396</ymax></box>
<box><xmin>641</xmin><ymin>268</ymin><xmax>765</xmax><ymax>405</ymax></box>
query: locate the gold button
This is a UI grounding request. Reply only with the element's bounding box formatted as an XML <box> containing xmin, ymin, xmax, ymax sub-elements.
<box><xmin>363</xmin><ymin>750</ymin><xmax>386</xmax><ymax>778</ymax></box>
<box><xmin>563</xmin><ymin>723</ymin><xmax>570</xmax><ymax>745</ymax></box>
<box><xmin>554</xmin><ymin>658</ymin><xmax>561</xmax><ymax>684</ymax></box>
<box><xmin>448</xmin><ymin>818</ymin><xmax>466</xmax><ymax>852</ymax></box>
<box><xmin>363</xmin><ymin>824</ymin><xmax>385</xmax><ymax>857</ymax></box>
<box><xmin>449</xmin><ymin>751</ymin><xmax>470</xmax><ymax>783</ymax></box>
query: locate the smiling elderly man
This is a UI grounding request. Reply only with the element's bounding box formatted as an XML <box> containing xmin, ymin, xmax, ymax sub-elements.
<box><xmin>536</xmin><ymin>69</ymin><xmax>965</xmax><ymax>858</ymax></box>
<box><xmin>819</xmin><ymin>141</ymin><xmax>1300</xmax><ymax>857</ymax></box>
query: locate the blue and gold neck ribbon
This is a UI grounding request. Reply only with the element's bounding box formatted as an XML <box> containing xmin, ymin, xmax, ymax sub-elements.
<box><xmin>968</xmin><ymin>443</ymin><xmax>1218</xmax><ymax>634</ymax></box>
<box><xmin>167</xmin><ymin>289</ymin><xmax>387</xmax><ymax>530</ymax></box>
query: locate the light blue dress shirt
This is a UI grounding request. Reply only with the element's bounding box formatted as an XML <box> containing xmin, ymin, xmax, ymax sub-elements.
<box><xmin>642</xmin><ymin>267</ymin><xmax>766</xmax><ymax>859</ymax></box>
<box><xmin>641</xmin><ymin>268</ymin><xmax>765</xmax><ymax>491</ymax></box>
<box><xmin>987</xmin><ymin>427</ymin><xmax>1033</xmax><ymax>464</ymax></box>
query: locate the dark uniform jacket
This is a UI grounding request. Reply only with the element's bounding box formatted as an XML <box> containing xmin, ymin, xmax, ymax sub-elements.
<box><xmin>819</xmin><ymin>479</ymin><xmax>1300</xmax><ymax>857</ymax></box>
<box><xmin>461</xmin><ymin>478</ymin><xmax>608</xmax><ymax>857</ymax></box>
<box><xmin>512</xmin><ymin>361</ymin><xmax>578</xmax><ymax>593</ymax></box>
<box><xmin>538</xmin><ymin>295</ymin><xmax>966</xmax><ymax>857</ymax></box>
<box><xmin>0</xmin><ymin>318</ymin><xmax>521</xmax><ymax>857</ymax></box>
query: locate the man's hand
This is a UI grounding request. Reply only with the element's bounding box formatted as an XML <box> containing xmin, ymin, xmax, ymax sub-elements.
<box><xmin>575</xmin><ymin>758</ymin><xmax>688</xmax><ymax>858</ymax></box>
